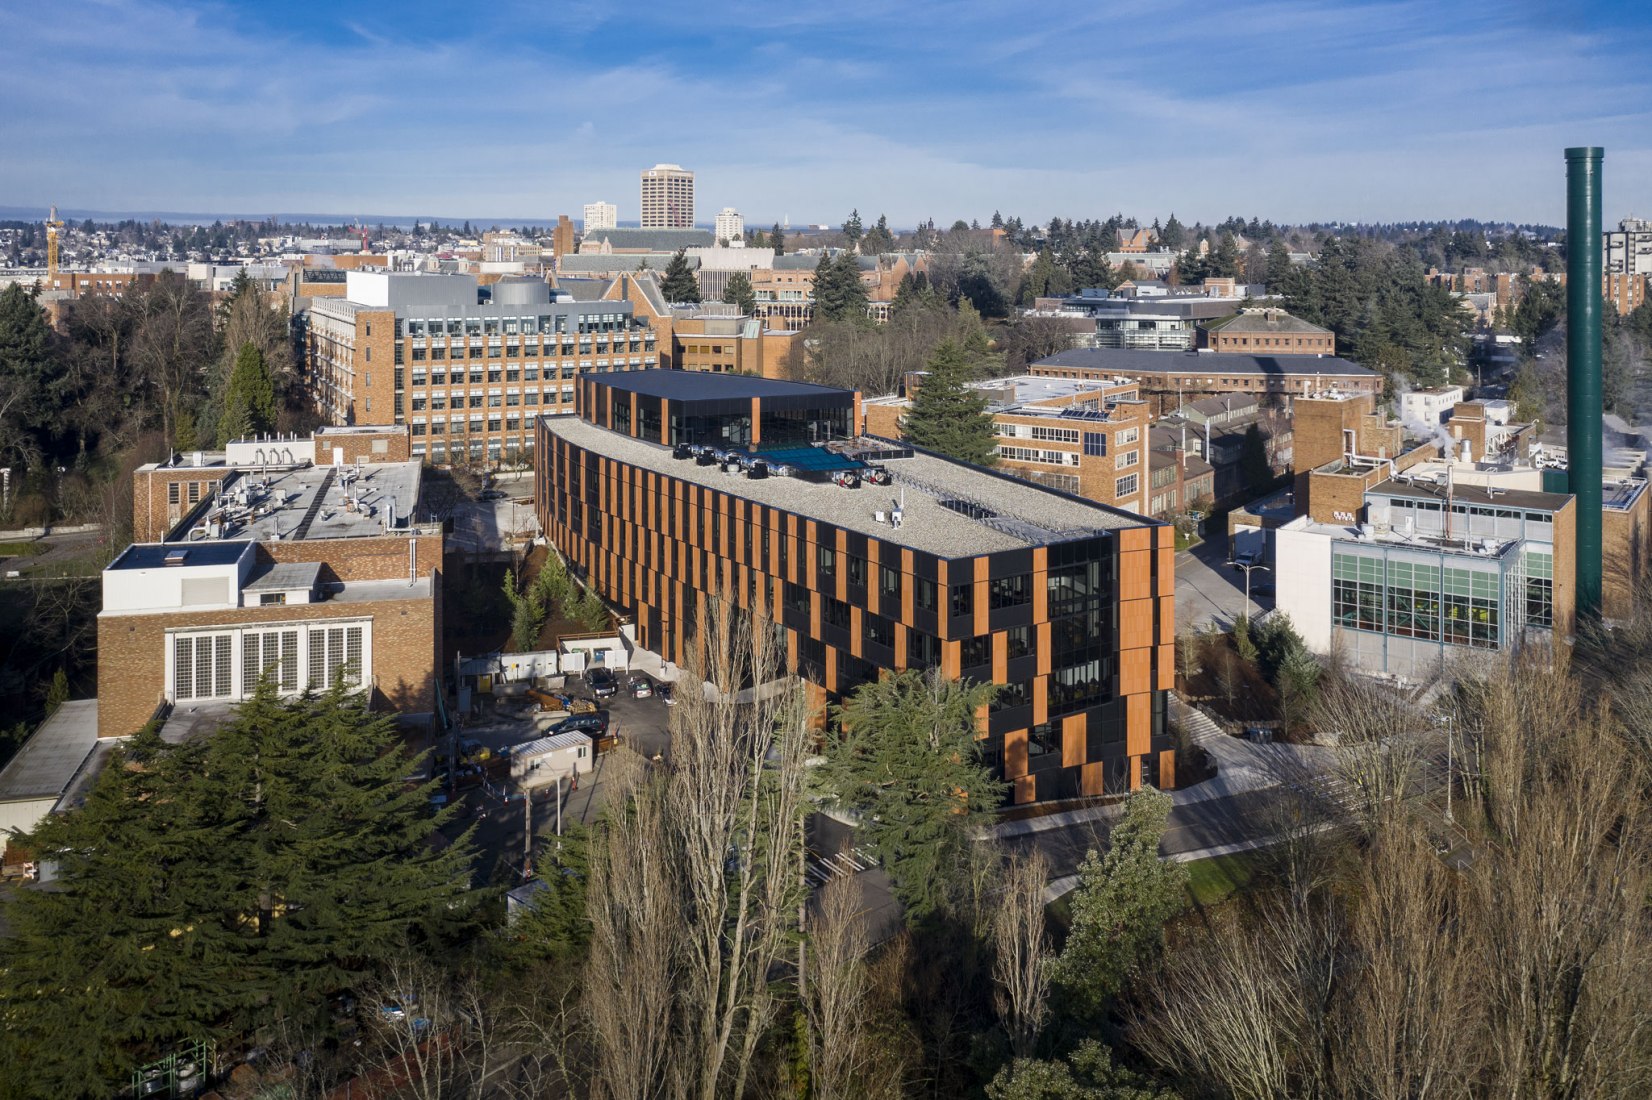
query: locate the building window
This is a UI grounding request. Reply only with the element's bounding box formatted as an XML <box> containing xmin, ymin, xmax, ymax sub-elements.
<box><xmin>242</xmin><ymin>629</ymin><xmax>299</xmax><ymax>692</ymax></box>
<box><xmin>846</xmin><ymin>554</ymin><xmax>866</xmax><ymax>588</ymax></box>
<box><xmin>817</xmin><ymin>544</ymin><xmax>836</xmax><ymax>579</ymax></box>
<box><xmin>259</xmin><ymin>592</ymin><xmax>287</xmax><ymax>606</ymax></box>
<box><xmin>308</xmin><ymin>625</ymin><xmax>365</xmax><ymax>689</ymax></box>
<box><xmin>1116</xmin><ymin>450</ymin><xmax>1139</xmax><ymax>469</ymax></box>
<box><xmin>864</xmin><ymin>614</ymin><xmax>894</xmax><ymax>650</ymax></box>
<box><xmin>173</xmin><ymin>632</ymin><xmax>233</xmax><ymax>700</ymax></box>
<box><xmin>1525</xmin><ymin>553</ymin><xmax>1554</xmax><ymax>629</ymax></box>
<box><xmin>822</xmin><ymin>596</ymin><xmax>851</xmax><ymax>630</ymax></box>
<box><xmin>1083</xmin><ymin>432</ymin><xmax>1106</xmax><ymax>457</ymax></box>
<box><xmin>989</xmin><ymin>574</ymin><xmax>1031</xmax><ymax>610</ymax></box>
<box><xmin>879</xmin><ymin>563</ymin><xmax>902</xmax><ymax>604</ymax></box>
<box><xmin>1115</xmin><ymin>473</ymin><xmax>1139</xmax><ymax>497</ymax></box>
<box><xmin>960</xmin><ymin>635</ymin><xmax>991</xmax><ymax>669</ymax></box>
<box><xmin>167</xmin><ymin>482</ymin><xmax>180</xmax><ymax>505</ymax></box>
<box><xmin>915</xmin><ymin>576</ymin><xmax>938</xmax><ymax>612</ymax></box>
<box><xmin>950</xmin><ymin>583</ymin><xmax>974</xmax><ymax>618</ymax></box>
<box><xmin>907</xmin><ymin>628</ymin><xmax>939</xmax><ymax>668</ymax></box>
<box><xmin>187</xmin><ymin>482</ymin><xmax>202</xmax><ymax>504</ymax></box>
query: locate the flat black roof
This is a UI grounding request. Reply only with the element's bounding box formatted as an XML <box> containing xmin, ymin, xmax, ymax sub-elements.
<box><xmin>590</xmin><ymin>369</ymin><xmax>852</xmax><ymax>402</ymax></box>
<box><xmin>108</xmin><ymin>541</ymin><xmax>253</xmax><ymax>570</ymax></box>
<box><xmin>1036</xmin><ymin>347</ymin><xmax>1376</xmax><ymax>378</ymax></box>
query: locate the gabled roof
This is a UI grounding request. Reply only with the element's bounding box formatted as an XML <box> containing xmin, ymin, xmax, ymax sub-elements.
<box><xmin>1036</xmin><ymin>347</ymin><xmax>1375</xmax><ymax>378</ymax></box>
<box><xmin>580</xmin><ymin>227</ymin><xmax>714</xmax><ymax>251</ymax></box>
<box><xmin>1202</xmin><ymin>309</ymin><xmax>1331</xmax><ymax>336</ymax></box>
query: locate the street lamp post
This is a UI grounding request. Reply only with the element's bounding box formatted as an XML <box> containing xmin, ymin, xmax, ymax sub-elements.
<box><xmin>1228</xmin><ymin>558</ymin><xmax>1270</xmax><ymax>621</ymax></box>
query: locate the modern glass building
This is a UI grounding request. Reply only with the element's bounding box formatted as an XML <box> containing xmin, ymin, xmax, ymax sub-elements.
<box><xmin>536</xmin><ymin>370</ymin><xmax>1177</xmax><ymax>803</ymax></box>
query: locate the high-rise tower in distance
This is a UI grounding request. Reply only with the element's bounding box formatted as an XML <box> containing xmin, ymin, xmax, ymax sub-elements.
<box><xmin>583</xmin><ymin>201</ymin><xmax>617</xmax><ymax>230</ymax></box>
<box><xmin>640</xmin><ymin>164</ymin><xmax>695</xmax><ymax>229</ymax></box>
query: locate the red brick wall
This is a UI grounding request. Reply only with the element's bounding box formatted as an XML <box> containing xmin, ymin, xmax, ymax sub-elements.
<box><xmin>96</xmin><ymin>583</ymin><xmax>440</xmax><ymax>738</ymax></box>
<box><xmin>132</xmin><ymin>467</ymin><xmax>237</xmax><ymax>543</ymax></box>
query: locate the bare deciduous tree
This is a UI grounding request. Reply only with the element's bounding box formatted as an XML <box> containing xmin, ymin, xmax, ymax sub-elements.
<box><xmin>992</xmin><ymin>851</ymin><xmax>1051</xmax><ymax>1059</ymax></box>
<box><xmin>585</xmin><ymin>598</ymin><xmax>812</xmax><ymax>1100</ymax></box>
<box><xmin>805</xmin><ymin>872</ymin><xmax>893</xmax><ymax>1100</ymax></box>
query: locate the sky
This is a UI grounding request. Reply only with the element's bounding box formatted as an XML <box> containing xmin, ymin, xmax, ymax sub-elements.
<box><xmin>3</xmin><ymin>0</ymin><xmax>1651</xmax><ymax>229</ymax></box>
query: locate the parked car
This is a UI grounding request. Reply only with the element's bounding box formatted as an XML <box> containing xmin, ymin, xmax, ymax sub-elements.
<box><xmin>587</xmin><ymin>667</ymin><xmax>618</xmax><ymax>698</ymax></box>
<box><xmin>629</xmin><ymin>676</ymin><xmax>654</xmax><ymax>698</ymax></box>
<box><xmin>552</xmin><ymin>711</ymin><xmax>610</xmax><ymax>737</ymax></box>
<box><xmin>480</xmin><ymin>489</ymin><xmax>507</xmax><ymax>501</ymax></box>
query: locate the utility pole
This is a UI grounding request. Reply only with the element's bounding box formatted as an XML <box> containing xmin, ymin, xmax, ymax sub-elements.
<box><xmin>522</xmin><ymin>790</ymin><xmax>533</xmax><ymax>879</ymax></box>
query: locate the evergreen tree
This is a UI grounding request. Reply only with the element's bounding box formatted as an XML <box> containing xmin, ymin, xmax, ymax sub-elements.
<box><xmin>991</xmin><ymin>210</ymin><xmax>1005</xmax><ymax>230</ymax></box>
<box><xmin>1053</xmin><ymin>789</ymin><xmax>1186</xmax><ymax>1012</ymax></box>
<box><xmin>660</xmin><ymin>247</ymin><xmax>702</xmax><ymax>304</ymax></box>
<box><xmin>0</xmin><ymin>729</ymin><xmax>253</xmax><ymax>1096</ymax></box>
<box><xmin>1160</xmin><ymin>213</ymin><xmax>1185</xmax><ymax>249</ymax></box>
<box><xmin>890</xmin><ymin>271</ymin><xmax>940</xmax><ymax>318</ymax></box>
<box><xmin>901</xmin><ymin>340</ymin><xmax>999</xmax><ymax>466</ymax></box>
<box><xmin>814</xmin><ymin>252</ymin><xmax>869</xmax><ymax>324</ymax></box>
<box><xmin>219</xmin><ymin>341</ymin><xmax>277</xmax><ymax>445</ymax></box>
<box><xmin>194</xmin><ymin>683</ymin><xmax>478</xmax><ymax>1013</ymax></box>
<box><xmin>842</xmin><ymin>209</ymin><xmax>863</xmax><ymax>250</ymax></box>
<box><xmin>722</xmin><ymin>269</ymin><xmax>756</xmax><ymax>315</ymax></box>
<box><xmin>1209</xmin><ymin>232</ymin><xmax>1242</xmax><ymax>279</ymax></box>
<box><xmin>829</xmin><ymin>669</ymin><xmax>1003</xmax><ymax>921</ymax></box>
<box><xmin>771</xmin><ymin>223</ymin><xmax>786</xmax><ymax>256</ymax></box>
<box><xmin>0</xmin><ymin>283</ymin><xmax>59</xmax><ymax>467</ymax></box>
<box><xmin>0</xmin><ymin>688</ymin><xmax>479</xmax><ymax>1093</ymax></box>
<box><xmin>44</xmin><ymin>668</ymin><xmax>68</xmax><ymax>714</ymax></box>
<box><xmin>862</xmin><ymin>213</ymin><xmax>896</xmax><ymax>255</ymax></box>
<box><xmin>1266</xmin><ymin>240</ymin><xmax>1294</xmax><ymax>289</ymax></box>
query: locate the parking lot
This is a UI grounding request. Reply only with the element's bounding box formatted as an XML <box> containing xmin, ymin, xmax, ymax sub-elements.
<box><xmin>436</xmin><ymin>669</ymin><xmax>676</xmax><ymax>877</ymax></box>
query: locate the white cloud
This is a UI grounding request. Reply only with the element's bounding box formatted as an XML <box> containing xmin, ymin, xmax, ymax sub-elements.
<box><xmin>1</xmin><ymin>0</ymin><xmax>1647</xmax><ymax>225</ymax></box>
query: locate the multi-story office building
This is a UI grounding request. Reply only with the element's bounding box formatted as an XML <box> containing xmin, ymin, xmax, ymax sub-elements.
<box><xmin>299</xmin><ymin>271</ymin><xmax>657</xmax><ymax>466</ymax></box>
<box><xmin>583</xmin><ymin>202</ymin><xmax>618</xmax><ymax>231</ymax></box>
<box><xmin>864</xmin><ymin>375</ymin><xmax>1155</xmax><ymax>514</ymax></box>
<box><xmin>640</xmin><ymin>164</ymin><xmax>695</xmax><ymax>230</ymax></box>
<box><xmin>714</xmin><ymin>207</ymin><xmax>745</xmax><ymax>244</ymax></box>
<box><xmin>535</xmin><ymin>371</ymin><xmax>1176</xmax><ymax>803</ymax></box>
<box><xmin>1606</xmin><ymin>217</ymin><xmax>1652</xmax><ymax>278</ymax></box>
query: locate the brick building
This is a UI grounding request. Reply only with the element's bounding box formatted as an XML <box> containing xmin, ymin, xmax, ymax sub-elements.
<box><xmin>1032</xmin><ymin>346</ymin><xmax>1381</xmax><ymax>416</ymax></box>
<box><xmin>299</xmin><ymin>271</ymin><xmax>658</xmax><ymax>467</ymax></box>
<box><xmin>98</xmin><ymin>424</ymin><xmax>444</xmax><ymax>738</ymax></box>
<box><xmin>535</xmin><ymin>371</ymin><xmax>1176</xmax><ymax>803</ymax></box>
<box><xmin>1266</xmin><ymin>390</ymin><xmax>1650</xmax><ymax>679</ymax></box>
<box><xmin>1199</xmin><ymin>307</ymin><xmax>1335</xmax><ymax>355</ymax></box>
<box><xmin>863</xmin><ymin>375</ymin><xmax>1156</xmax><ymax>514</ymax></box>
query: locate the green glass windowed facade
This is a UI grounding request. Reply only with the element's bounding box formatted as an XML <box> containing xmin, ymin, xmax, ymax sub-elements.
<box><xmin>1331</xmin><ymin>543</ymin><xmax>1547</xmax><ymax>655</ymax></box>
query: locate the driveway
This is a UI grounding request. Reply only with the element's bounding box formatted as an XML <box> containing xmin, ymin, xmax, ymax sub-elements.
<box><xmin>1176</xmin><ymin>537</ymin><xmax>1273</xmax><ymax>631</ymax></box>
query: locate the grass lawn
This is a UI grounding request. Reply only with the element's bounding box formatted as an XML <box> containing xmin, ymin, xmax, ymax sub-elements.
<box><xmin>1183</xmin><ymin>851</ymin><xmax>1263</xmax><ymax>906</ymax></box>
<box><xmin>0</xmin><ymin>541</ymin><xmax>43</xmax><ymax>558</ymax></box>
<box><xmin>1173</xmin><ymin>530</ymin><xmax>1201</xmax><ymax>552</ymax></box>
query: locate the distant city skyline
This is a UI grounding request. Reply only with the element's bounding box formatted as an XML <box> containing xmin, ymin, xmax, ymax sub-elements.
<box><xmin>3</xmin><ymin>1</ymin><xmax>1649</xmax><ymax>227</ymax></box>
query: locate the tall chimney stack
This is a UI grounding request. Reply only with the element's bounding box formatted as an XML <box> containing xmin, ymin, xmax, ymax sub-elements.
<box><xmin>1566</xmin><ymin>146</ymin><xmax>1604</xmax><ymax>618</ymax></box>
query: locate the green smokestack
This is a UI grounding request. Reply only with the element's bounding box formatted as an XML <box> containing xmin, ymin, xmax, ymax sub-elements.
<box><xmin>1566</xmin><ymin>146</ymin><xmax>1603</xmax><ymax>620</ymax></box>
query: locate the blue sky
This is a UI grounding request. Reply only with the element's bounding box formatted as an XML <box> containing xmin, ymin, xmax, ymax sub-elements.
<box><xmin>3</xmin><ymin>0</ymin><xmax>1650</xmax><ymax>227</ymax></box>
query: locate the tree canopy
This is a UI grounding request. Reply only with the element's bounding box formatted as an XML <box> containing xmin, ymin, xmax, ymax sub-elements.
<box><xmin>0</xmin><ymin>685</ymin><xmax>478</xmax><ymax>1094</ymax></box>
<box><xmin>660</xmin><ymin>248</ymin><xmax>702</xmax><ymax>304</ymax></box>
<box><xmin>814</xmin><ymin>252</ymin><xmax>870</xmax><ymax>324</ymax></box>
<box><xmin>723</xmin><ymin>269</ymin><xmax>756</xmax><ymax>315</ymax></box>
<box><xmin>829</xmin><ymin>669</ymin><xmax>1004</xmax><ymax>921</ymax></box>
<box><xmin>900</xmin><ymin>339</ymin><xmax>999</xmax><ymax>467</ymax></box>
